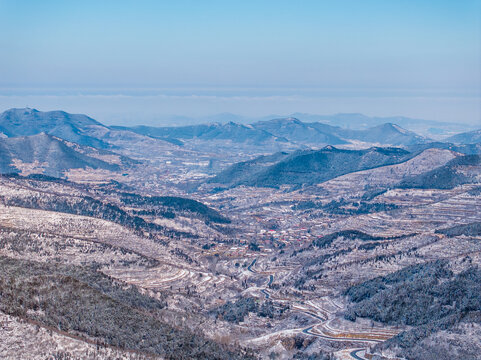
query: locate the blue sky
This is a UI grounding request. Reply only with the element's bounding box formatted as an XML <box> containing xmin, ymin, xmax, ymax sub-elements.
<box><xmin>0</xmin><ymin>0</ymin><xmax>480</xmax><ymax>125</ymax></box>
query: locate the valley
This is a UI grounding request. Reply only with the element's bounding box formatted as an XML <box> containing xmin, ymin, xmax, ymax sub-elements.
<box><xmin>0</xmin><ymin>108</ymin><xmax>480</xmax><ymax>359</ymax></box>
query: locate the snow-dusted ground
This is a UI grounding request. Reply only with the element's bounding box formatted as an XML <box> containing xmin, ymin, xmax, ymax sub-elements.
<box><xmin>0</xmin><ymin>311</ymin><xmax>158</xmax><ymax>360</ymax></box>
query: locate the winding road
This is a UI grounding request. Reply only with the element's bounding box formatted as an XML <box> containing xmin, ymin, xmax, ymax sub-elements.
<box><xmin>349</xmin><ymin>349</ymin><xmax>367</xmax><ymax>360</ymax></box>
<box><xmin>260</xmin><ymin>289</ymin><xmax>270</xmax><ymax>299</ymax></box>
<box><xmin>247</xmin><ymin>258</ymin><xmax>257</xmax><ymax>273</ymax></box>
<box><xmin>245</xmin><ymin>257</ymin><xmax>395</xmax><ymax>359</ymax></box>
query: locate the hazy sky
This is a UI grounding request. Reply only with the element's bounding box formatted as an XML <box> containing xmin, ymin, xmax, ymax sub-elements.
<box><xmin>0</xmin><ymin>0</ymin><xmax>480</xmax><ymax>125</ymax></box>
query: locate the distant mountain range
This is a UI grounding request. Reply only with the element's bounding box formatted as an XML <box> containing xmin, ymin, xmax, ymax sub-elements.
<box><xmin>115</xmin><ymin>116</ymin><xmax>431</xmax><ymax>148</ymax></box>
<box><xmin>0</xmin><ymin>108</ymin><xmax>478</xmax><ymax>184</ymax></box>
<box><xmin>4</xmin><ymin>108</ymin><xmax>476</xmax><ymax>153</ymax></box>
<box><xmin>143</xmin><ymin>112</ymin><xmax>475</xmax><ymax>137</ymax></box>
<box><xmin>251</xmin><ymin>118</ymin><xmax>347</xmax><ymax>145</ymax></box>
<box><xmin>112</xmin><ymin>121</ymin><xmax>290</xmax><ymax>146</ymax></box>
<box><xmin>329</xmin><ymin>122</ymin><xmax>427</xmax><ymax>146</ymax></box>
<box><xmin>284</xmin><ymin>113</ymin><xmax>475</xmax><ymax>136</ymax></box>
<box><xmin>252</xmin><ymin>118</ymin><xmax>427</xmax><ymax>146</ymax></box>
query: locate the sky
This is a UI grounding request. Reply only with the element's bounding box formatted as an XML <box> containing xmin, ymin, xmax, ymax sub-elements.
<box><xmin>0</xmin><ymin>0</ymin><xmax>480</xmax><ymax>126</ymax></box>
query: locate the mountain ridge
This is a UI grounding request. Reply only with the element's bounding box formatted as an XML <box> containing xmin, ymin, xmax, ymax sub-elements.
<box><xmin>0</xmin><ymin>107</ymin><xmax>111</xmax><ymax>148</ymax></box>
<box><xmin>0</xmin><ymin>132</ymin><xmax>133</xmax><ymax>177</ymax></box>
<box><xmin>209</xmin><ymin>146</ymin><xmax>415</xmax><ymax>189</ymax></box>
<box><xmin>445</xmin><ymin>129</ymin><xmax>481</xmax><ymax>144</ymax></box>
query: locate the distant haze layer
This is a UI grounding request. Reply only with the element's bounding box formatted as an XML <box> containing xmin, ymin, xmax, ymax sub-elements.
<box><xmin>0</xmin><ymin>88</ymin><xmax>479</xmax><ymax>127</ymax></box>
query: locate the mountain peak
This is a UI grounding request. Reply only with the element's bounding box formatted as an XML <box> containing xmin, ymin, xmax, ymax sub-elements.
<box><xmin>4</xmin><ymin>107</ymin><xmax>39</xmax><ymax>115</ymax></box>
<box><xmin>280</xmin><ymin>117</ymin><xmax>302</xmax><ymax>124</ymax></box>
<box><xmin>259</xmin><ymin>117</ymin><xmax>302</xmax><ymax>125</ymax></box>
<box><xmin>375</xmin><ymin>122</ymin><xmax>409</xmax><ymax>133</ymax></box>
<box><xmin>224</xmin><ymin>121</ymin><xmax>240</xmax><ymax>126</ymax></box>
